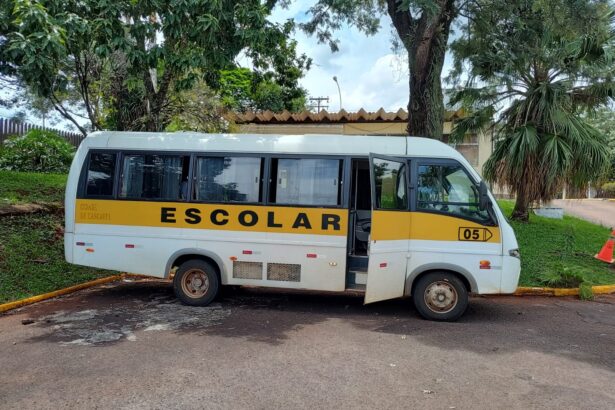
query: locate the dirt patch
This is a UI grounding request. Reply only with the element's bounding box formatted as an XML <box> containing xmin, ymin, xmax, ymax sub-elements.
<box><xmin>0</xmin><ymin>202</ymin><xmax>63</xmax><ymax>217</ymax></box>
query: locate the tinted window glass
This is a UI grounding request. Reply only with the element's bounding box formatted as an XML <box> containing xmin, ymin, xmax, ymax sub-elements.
<box><xmin>86</xmin><ymin>152</ymin><xmax>116</xmax><ymax>197</ymax></box>
<box><xmin>120</xmin><ymin>154</ymin><xmax>189</xmax><ymax>200</ymax></box>
<box><xmin>373</xmin><ymin>158</ymin><xmax>407</xmax><ymax>210</ymax></box>
<box><xmin>417</xmin><ymin>163</ymin><xmax>490</xmax><ymax>223</ymax></box>
<box><xmin>195</xmin><ymin>157</ymin><xmax>262</xmax><ymax>202</ymax></box>
<box><xmin>270</xmin><ymin>158</ymin><xmax>342</xmax><ymax>206</ymax></box>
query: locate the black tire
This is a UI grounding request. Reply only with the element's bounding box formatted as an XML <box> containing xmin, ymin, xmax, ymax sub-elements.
<box><xmin>412</xmin><ymin>272</ymin><xmax>468</xmax><ymax>321</ymax></box>
<box><xmin>173</xmin><ymin>259</ymin><xmax>220</xmax><ymax>306</ymax></box>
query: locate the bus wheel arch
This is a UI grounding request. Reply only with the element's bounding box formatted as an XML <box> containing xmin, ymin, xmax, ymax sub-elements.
<box><xmin>406</xmin><ymin>266</ymin><xmax>476</xmax><ymax>297</ymax></box>
<box><xmin>166</xmin><ymin>249</ymin><xmax>225</xmax><ymax>284</ymax></box>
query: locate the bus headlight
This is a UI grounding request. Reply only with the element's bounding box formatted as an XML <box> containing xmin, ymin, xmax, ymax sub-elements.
<box><xmin>509</xmin><ymin>248</ymin><xmax>520</xmax><ymax>259</ymax></box>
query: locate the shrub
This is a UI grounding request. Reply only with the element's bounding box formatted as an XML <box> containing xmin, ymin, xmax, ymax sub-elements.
<box><xmin>601</xmin><ymin>181</ymin><xmax>615</xmax><ymax>197</ymax></box>
<box><xmin>0</xmin><ymin>130</ymin><xmax>75</xmax><ymax>173</ymax></box>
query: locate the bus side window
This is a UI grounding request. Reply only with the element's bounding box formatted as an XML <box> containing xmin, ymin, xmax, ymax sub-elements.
<box><xmin>119</xmin><ymin>154</ymin><xmax>190</xmax><ymax>201</ymax></box>
<box><xmin>417</xmin><ymin>163</ymin><xmax>491</xmax><ymax>223</ymax></box>
<box><xmin>85</xmin><ymin>152</ymin><xmax>116</xmax><ymax>197</ymax></box>
<box><xmin>194</xmin><ymin>156</ymin><xmax>263</xmax><ymax>203</ymax></box>
<box><xmin>269</xmin><ymin>158</ymin><xmax>343</xmax><ymax>206</ymax></box>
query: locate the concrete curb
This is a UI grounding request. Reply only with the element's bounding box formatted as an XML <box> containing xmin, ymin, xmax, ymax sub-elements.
<box><xmin>514</xmin><ymin>284</ymin><xmax>615</xmax><ymax>297</ymax></box>
<box><xmin>0</xmin><ymin>275</ymin><xmax>122</xmax><ymax>314</ymax></box>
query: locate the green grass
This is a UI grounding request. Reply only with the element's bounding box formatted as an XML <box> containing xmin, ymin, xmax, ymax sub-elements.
<box><xmin>0</xmin><ymin>212</ymin><xmax>114</xmax><ymax>304</ymax></box>
<box><xmin>0</xmin><ymin>171</ymin><xmax>67</xmax><ymax>205</ymax></box>
<box><xmin>499</xmin><ymin>200</ymin><xmax>615</xmax><ymax>287</ymax></box>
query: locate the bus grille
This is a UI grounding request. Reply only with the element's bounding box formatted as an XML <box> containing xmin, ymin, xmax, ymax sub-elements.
<box><xmin>267</xmin><ymin>263</ymin><xmax>301</xmax><ymax>282</ymax></box>
<box><xmin>232</xmin><ymin>261</ymin><xmax>263</xmax><ymax>280</ymax></box>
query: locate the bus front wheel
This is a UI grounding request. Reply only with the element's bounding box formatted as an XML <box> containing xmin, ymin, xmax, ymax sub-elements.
<box><xmin>173</xmin><ymin>260</ymin><xmax>220</xmax><ymax>306</ymax></box>
<box><xmin>412</xmin><ymin>272</ymin><xmax>468</xmax><ymax>321</ymax></box>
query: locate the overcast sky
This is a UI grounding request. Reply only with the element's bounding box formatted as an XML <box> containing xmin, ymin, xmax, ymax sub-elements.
<box><xmin>1</xmin><ymin>2</ymin><xmax>456</xmax><ymax>128</ymax></box>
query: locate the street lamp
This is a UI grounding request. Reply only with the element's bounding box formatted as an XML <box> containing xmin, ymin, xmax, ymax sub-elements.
<box><xmin>333</xmin><ymin>76</ymin><xmax>342</xmax><ymax>111</ymax></box>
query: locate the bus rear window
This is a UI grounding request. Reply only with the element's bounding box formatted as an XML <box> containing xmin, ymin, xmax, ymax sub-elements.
<box><xmin>120</xmin><ymin>154</ymin><xmax>190</xmax><ymax>201</ymax></box>
<box><xmin>85</xmin><ymin>152</ymin><xmax>116</xmax><ymax>197</ymax></box>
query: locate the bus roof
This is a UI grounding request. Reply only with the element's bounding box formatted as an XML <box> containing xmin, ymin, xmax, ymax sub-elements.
<box><xmin>83</xmin><ymin>131</ymin><xmax>467</xmax><ymax>161</ymax></box>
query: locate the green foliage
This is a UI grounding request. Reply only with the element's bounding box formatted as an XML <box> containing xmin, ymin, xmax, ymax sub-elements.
<box><xmin>541</xmin><ymin>269</ymin><xmax>585</xmax><ymax>288</ymax></box>
<box><xmin>579</xmin><ymin>281</ymin><xmax>595</xmax><ymax>300</ymax></box>
<box><xmin>450</xmin><ymin>0</ymin><xmax>615</xmax><ymax>220</ymax></box>
<box><xmin>1</xmin><ymin>0</ymin><xmax>309</xmax><ymax>132</ymax></box>
<box><xmin>601</xmin><ymin>181</ymin><xmax>615</xmax><ymax>196</ymax></box>
<box><xmin>0</xmin><ymin>130</ymin><xmax>74</xmax><ymax>173</ymax></box>
<box><xmin>0</xmin><ymin>212</ymin><xmax>112</xmax><ymax>303</ymax></box>
<box><xmin>0</xmin><ymin>171</ymin><xmax>66</xmax><ymax>205</ymax></box>
<box><xmin>219</xmin><ymin>66</ymin><xmax>308</xmax><ymax>113</ymax></box>
<box><xmin>164</xmin><ymin>81</ymin><xmax>232</xmax><ymax>133</ymax></box>
<box><xmin>497</xmin><ymin>200</ymin><xmax>615</xmax><ymax>287</ymax></box>
<box><xmin>585</xmin><ymin>107</ymin><xmax>615</xmax><ymax>179</ymax></box>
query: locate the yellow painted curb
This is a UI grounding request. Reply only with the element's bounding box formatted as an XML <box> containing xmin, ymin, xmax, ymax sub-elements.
<box><xmin>0</xmin><ymin>275</ymin><xmax>122</xmax><ymax>314</ymax></box>
<box><xmin>514</xmin><ymin>284</ymin><xmax>615</xmax><ymax>296</ymax></box>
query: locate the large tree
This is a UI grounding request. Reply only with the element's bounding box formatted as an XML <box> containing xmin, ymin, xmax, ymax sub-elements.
<box><xmin>301</xmin><ymin>0</ymin><xmax>459</xmax><ymax>139</ymax></box>
<box><xmin>449</xmin><ymin>0</ymin><xmax>615</xmax><ymax>221</ymax></box>
<box><xmin>0</xmin><ymin>0</ymin><xmax>307</xmax><ymax>134</ymax></box>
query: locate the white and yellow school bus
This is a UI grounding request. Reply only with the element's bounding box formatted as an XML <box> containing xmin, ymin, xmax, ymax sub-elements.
<box><xmin>65</xmin><ymin>132</ymin><xmax>520</xmax><ymax>321</ymax></box>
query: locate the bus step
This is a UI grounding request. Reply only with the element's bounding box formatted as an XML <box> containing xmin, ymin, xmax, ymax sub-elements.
<box><xmin>347</xmin><ymin>270</ymin><xmax>368</xmax><ymax>288</ymax></box>
<box><xmin>348</xmin><ymin>255</ymin><xmax>368</xmax><ymax>270</ymax></box>
<box><xmin>345</xmin><ymin>283</ymin><xmax>366</xmax><ymax>292</ymax></box>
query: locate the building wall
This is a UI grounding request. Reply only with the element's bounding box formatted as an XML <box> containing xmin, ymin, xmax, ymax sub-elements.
<box><xmin>237</xmin><ymin>122</ymin><xmax>491</xmax><ymax>176</ymax></box>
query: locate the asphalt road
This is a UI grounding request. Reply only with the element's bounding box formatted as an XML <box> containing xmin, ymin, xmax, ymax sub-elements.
<box><xmin>1</xmin><ymin>280</ymin><xmax>615</xmax><ymax>409</ymax></box>
<box><xmin>551</xmin><ymin>199</ymin><xmax>615</xmax><ymax>228</ymax></box>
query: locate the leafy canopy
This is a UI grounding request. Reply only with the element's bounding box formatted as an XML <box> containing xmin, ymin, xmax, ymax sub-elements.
<box><xmin>449</xmin><ymin>0</ymin><xmax>615</xmax><ymax>219</ymax></box>
<box><xmin>0</xmin><ymin>0</ymin><xmax>308</xmax><ymax>133</ymax></box>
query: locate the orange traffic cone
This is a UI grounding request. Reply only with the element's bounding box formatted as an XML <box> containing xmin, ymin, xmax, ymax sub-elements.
<box><xmin>595</xmin><ymin>230</ymin><xmax>615</xmax><ymax>264</ymax></box>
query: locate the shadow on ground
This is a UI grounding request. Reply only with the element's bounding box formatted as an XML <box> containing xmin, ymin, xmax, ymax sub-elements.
<box><xmin>11</xmin><ymin>280</ymin><xmax>615</xmax><ymax>371</ymax></box>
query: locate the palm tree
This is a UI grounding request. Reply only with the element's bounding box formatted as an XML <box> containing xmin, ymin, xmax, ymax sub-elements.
<box><xmin>449</xmin><ymin>0</ymin><xmax>614</xmax><ymax>221</ymax></box>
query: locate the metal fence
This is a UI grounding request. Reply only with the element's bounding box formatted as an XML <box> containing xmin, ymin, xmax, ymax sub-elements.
<box><xmin>0</xmin><ymin>118</ymin><xmax>84</xmax><ymax>147</ymax></box>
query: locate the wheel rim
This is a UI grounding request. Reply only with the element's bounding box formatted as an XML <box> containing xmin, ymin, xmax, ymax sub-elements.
<box><xmin>423</xmin><ymin>280</ymin><xmax>458</xmax><ymax>314</ymax></box>
<box><xmin>181</xmin><ymin>269</ymin><xmax>210</xmax><ymax>299</ymax></box>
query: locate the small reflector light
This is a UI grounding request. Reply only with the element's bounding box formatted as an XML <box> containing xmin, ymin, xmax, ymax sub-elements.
<box><xmin>306</xmin><ymin>253</ymin><xmax>317</xmax><ymax>258</ymax></box>
<box><xmin>76</xmin><ymin>242</ymin><xmax>85</xmax><ymax>246</ymax></box>
<box><xmin>242</xmin><ymin>250</ymin><xmax>252</xmax><ymax>255</ymax></box>
<box><xmin>479</xmin><ymin>260</ymin><xmax>491</xmax><ymax>269</ymax></box>
<box><xmin>86</xmin><ymin>248</ymin><xmax>94</xmax><ymax>253</ymax></box>
<box><xmin>125</xmin><ymin>244</ymin><xmax>135</xmax><ymax>249</ymax></box>
<box><xmin>380</xmin><ymin>262</ymin><xmax>387</xmax><ymax>268</ymax></box>
<box><xmin>230</xmin><ymin>256</ymin><xmax>237</xmax><ymax>261</ymax></box>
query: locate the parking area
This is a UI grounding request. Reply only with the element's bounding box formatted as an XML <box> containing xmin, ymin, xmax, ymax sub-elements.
<box><xmin>1</xmin><ymin>280</ymin><xmax>615</xmax><ymax>409</ymax></box>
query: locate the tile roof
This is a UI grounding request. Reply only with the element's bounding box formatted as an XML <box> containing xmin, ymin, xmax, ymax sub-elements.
<box><xmin>230</xmin><ymin>108</ymin><xmax>463</xmax><ymax>124</ymax></box>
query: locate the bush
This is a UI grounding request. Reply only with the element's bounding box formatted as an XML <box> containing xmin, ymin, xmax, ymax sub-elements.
<box><xmin>601</xmin><ymin>181</ymin><xmax>615</xmax><ymax>197</ymax></box>
<box><xmin>0</xmin><ymin>130</ymin><xmax>75</xmax><ymax>173</ymax></box>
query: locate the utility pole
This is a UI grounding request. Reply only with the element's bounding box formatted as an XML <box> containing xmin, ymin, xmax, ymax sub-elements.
<box><xmin>308</xmin><ymin>97</ymin><xmax>329</xmax><ymax>112</ymax></box>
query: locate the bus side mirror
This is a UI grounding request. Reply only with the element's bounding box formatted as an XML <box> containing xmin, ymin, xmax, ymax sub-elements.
<box><xmin>479</xmin><ymin>181</ymin><xmax>489</xmax><ymax>211</ymax></box>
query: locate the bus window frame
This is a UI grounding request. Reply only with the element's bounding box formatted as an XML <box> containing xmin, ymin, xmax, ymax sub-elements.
<box><xmin>191</xmin><ymin>152</ymin><xmax>266</xmax><ymax>206</ymax></box>
<box><xmin>115</xmin><ymin>150</ymin><xmax>193</xmax><ymax>203</ymax></box>
<box><xmin>78</xmin><ymin>149</ymin><xmax>120</xmax><ymax>200</ymax></box>
<box><xmin>369</xmin><ymin>154</ymin><xmax>412</xmax><ymax>213</ymax></box>
<box><xmin>411</xmin><ymin>158</ymin><xmax>498</xmax><ymax>227</ymax></box>
<box><xmin>265</xmin><ymin>154</ymin><xmax>348</xmax><ymax>209</ymax></box>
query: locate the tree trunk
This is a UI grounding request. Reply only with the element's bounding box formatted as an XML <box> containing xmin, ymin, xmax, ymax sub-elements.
<box><xmin>387</xmin><ymin>0</ymin><xmax>456</xmax><ymax>140</ymax></box>
<box><xmin>512</xmin><ymin>187</ymin><xmax>530</xmax><ymax>222</ymax></box>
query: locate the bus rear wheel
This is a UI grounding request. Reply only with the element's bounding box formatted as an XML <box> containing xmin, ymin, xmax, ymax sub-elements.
<box><xmin>173</xmin><ymin>260</ymin><xmax>219</xmax><ymax>306</ymax></box>
<box><xmin>412</xmin><ymin>272</ymin><xmax>468</xmax><ymax>321</ymax></box>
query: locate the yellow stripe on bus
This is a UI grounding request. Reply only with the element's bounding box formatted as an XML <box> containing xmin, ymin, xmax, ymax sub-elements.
<box><xmin>75</xmin><ymin>200</ymin><xmax>500</xmax><ymax>242</ymax></box>
<box><xmin>371</xmin><ymin>210</ymin><xmax>501</xmax><ymax>243</ymax></box>
<box><xmin>75</xmin><ymin>199</ymin><xmax>348</xmax><ymax>236</ymax></box>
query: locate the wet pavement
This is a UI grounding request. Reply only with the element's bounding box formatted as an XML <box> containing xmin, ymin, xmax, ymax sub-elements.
<box><xmin>1</xmin><ymin>280</ymin><xmax>615</xmax><ymax>409</ymax></box>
